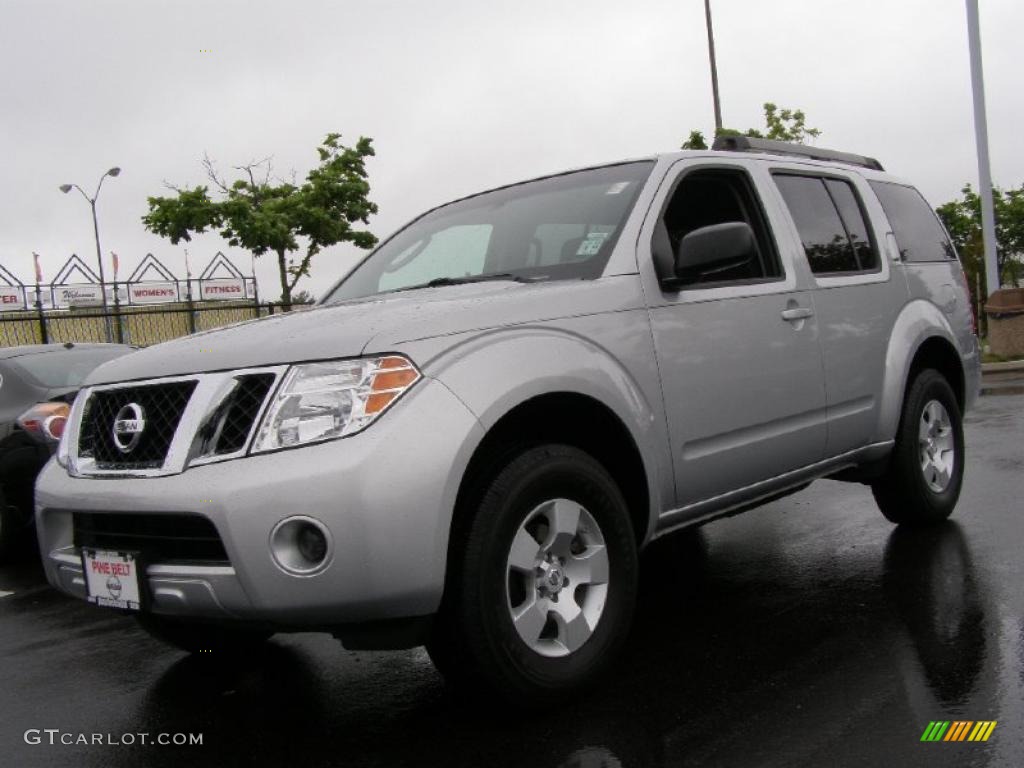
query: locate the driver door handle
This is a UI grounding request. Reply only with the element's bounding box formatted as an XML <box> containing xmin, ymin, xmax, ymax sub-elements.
<box><xmin>781</xmin><ymin>307</ymin><xmax>814</xmax><ymax>322</ymax></box>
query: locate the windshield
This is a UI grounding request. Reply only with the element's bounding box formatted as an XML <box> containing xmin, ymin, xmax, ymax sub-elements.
<box><xmin>323</xmin><ymin>161</ymin><xmax>653</xmax><ymax>302</ymax></box>
<box><xmin>10</xmin><ymin>347</ymin><xmax>132</xmax><ymax>389</ymax></box>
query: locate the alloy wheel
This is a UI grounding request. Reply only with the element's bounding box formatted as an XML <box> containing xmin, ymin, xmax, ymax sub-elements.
<box><xmin>505</xmin><ymin>498</ymin><xmax>609</xmax><ymax>658</ymax></box>
<box><xmin>919</xmin><ymin>399</ymin><xmax>955</xmax><ymax>493</ymax></box>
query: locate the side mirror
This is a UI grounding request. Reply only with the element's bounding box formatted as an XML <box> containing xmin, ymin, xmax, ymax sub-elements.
<box><xmin>666</xmin><ymin>222</ymin><xmax>756</xmax><ymax>286</ymax></box>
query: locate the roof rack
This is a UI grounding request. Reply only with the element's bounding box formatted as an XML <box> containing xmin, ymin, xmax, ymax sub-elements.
<box><xmin>711</xmin><ymin>135</ymin><xmax>884</xmax><ymax>172</ymax></box>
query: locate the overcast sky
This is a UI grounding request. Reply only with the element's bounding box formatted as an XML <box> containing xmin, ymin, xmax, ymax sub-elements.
<box><xmin>2</xmin><ymin>0</ymin><xmax>1022</xmax><ymax>300</ymax></box>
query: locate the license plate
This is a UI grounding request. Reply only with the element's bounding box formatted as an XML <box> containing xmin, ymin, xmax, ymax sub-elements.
<box><xmin>81</xmin><ymin>549</ymin><xmax>143</xmax><ymax>611</ymax></box>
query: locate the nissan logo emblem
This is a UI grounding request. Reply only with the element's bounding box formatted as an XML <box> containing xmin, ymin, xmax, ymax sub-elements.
<box><xmin>112</xmin><ymin>402</ymin><xmax>146</xmax><ymax>454</ymax></box>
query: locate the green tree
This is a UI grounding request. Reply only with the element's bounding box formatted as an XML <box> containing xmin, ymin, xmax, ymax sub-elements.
<box><xmin>936</xmin><ymin>184</ymin><xmax>1024</xmax><ymax>301</ymax></box>
<box><xmin>289</xmin><ymin>289</ymin><xmax>317</xmax><ymax>305</ymax></box>
<box><xmin>143</xmin><ymin>133</ymin><xmax>378</xmax><ymax>306</ymax></box>
<box><xmin>681</xmin><ymin>102</ymin><xmax>821</xmax><ymax>149</ymax></box>
<box><xmin>681</xmin><ymin>130</ymin><xmax>709</xmax><ymax>150</ymax></box>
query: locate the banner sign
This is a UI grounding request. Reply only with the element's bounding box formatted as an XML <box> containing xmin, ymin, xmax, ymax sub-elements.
<box><xmin>200</xmin><ymin>278</ymin><xmax>246</xmax><ymax>301</ymax></box>
<box><xmin>55</xmin><ymin>284</ymin><xmax>104</xmax><ymax>308</ymax></box>
<box><xmin>0</xmin><ymin>285</ymin><xmax>25</xmax><ymax>310</ymax></box>
<box><xmin>129</xmin><ymin>282</ymin><xmax>179</xmax><ymax>305</ymax></box>
<box><xmin>105</xmin><ymin>286</ymin><xmax>129</xmax><ymax>304</ymax></box>
<box><xmin>26</xmin><ymin>289</ymin><xmax>54</xmax><ymax>309</ymax></box>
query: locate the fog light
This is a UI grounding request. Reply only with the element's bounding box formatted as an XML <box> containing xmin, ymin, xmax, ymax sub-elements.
<box><xmin>270</xmin><ymin>516</ymin><xmax>333</xmax><ymax>575</ymax></box>
<box><xmin>296</xmin><ymin>522</ymin><xmax>327</xmax><ymax>564</ymax></box>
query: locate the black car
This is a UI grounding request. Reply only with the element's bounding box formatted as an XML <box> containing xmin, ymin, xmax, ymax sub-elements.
<box><xmin>0</xmin><ymin>343</ymin><xmax>135</xmax><ymax>560</ymax></box>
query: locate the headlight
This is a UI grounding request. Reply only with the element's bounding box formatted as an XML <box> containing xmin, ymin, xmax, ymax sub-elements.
<box><xmin>251</xmin><ymin>355</ymin><xmax>421</xmax><ymax>453</ymax></box>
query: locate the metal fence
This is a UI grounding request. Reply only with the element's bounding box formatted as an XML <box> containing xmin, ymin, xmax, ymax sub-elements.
<box><xmin>0</xmin><ymin>302</ymin><xmax>298</xmax><ymax>348</ymax></box>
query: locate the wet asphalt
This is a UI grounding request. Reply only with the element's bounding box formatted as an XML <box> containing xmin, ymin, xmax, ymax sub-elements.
<box><xmin>1</xmin><ymin>373</ymin><xmax>1022</xmax><ymax>768</ymax></box>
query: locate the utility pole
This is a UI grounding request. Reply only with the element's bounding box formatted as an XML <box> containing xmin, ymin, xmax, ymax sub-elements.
<box><xmin>965</xmin><ymin>0</ymin><xmax>1000</xmax><ymax>297</ymax></box>
<box><xmin>704</xmin><ymin>0</ymin><xmax>723</xmax><ymax>133</ymax></box>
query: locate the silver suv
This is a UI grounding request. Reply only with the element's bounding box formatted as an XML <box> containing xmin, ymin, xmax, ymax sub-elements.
<box><xmin>36</xmin><ymin>137</ymin><xmax>980</xmax><ymax>704</ymax></box>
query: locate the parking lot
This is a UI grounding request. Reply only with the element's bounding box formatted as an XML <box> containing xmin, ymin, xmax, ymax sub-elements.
<box><xmin>1</xmin><ymin>373</ymin><xmax>1022</xmax><ymax>768</ymax></box>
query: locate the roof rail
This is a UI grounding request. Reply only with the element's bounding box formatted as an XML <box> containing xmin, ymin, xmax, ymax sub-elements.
<box><xmin>711</xmin><ymin>135</ymin><xmax>884</xmax><ymax>172</ymax></box>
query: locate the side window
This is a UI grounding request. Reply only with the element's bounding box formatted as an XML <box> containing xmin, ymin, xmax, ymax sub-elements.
<box><xmin>825</xmin><ymin>179</ymin><xmax>878</xmax><ymax>271</ymax></box>
<box><xmin>774</xmin><ymin>174</ymin><xmax>879</xmax><ymax>275</ymax></box>
<box><xmin>869</xmin><ymin>181</ymin><xmax>955</xmax><ymax>262</ymax></box>
<box><xmin>656</xmin><ymin>169</ymin><xmax>781</xmax><ymax>286</ymax></box>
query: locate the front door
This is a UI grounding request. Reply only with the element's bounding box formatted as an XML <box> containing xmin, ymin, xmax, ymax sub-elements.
<box><xmin>642</xmin><ymin>162</ymin><xmax>828</xmax><ymax>509</ymax></box>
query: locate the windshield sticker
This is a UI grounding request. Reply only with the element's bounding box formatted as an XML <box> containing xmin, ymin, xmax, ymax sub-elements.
<box><xmin>605</xmin><ymin>182</ymin><xmax>630</xmax><ymax>195</ymax></box>
<box><xmin>576</xmin><ymin>231</ymin><xmax>611</xmax><ymax>257</ymax></box>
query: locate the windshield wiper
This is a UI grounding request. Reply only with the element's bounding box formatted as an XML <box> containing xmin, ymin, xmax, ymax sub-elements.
<box><xmin>391</xmin><ymin>273</ymin><xmax>545</xmax><ymax>293</ymax></box>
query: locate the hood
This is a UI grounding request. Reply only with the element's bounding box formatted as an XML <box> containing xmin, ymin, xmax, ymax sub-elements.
<box><xmin>85</xmin><ymin>279</ymin><xmax>637</xmax><ymax>384</ymax></box>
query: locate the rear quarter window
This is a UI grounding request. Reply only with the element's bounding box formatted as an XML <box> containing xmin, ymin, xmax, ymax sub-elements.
<box><xmin>869</xmin><ymin>181</ymin><xmax>955</xmax><ymax>262</ymax></box>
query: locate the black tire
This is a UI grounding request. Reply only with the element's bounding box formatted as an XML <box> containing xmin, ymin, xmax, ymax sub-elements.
<box><xmin>0</xmin><ymin>486</ymin><xmax>15</xmax><ymax>562</ymax></box>
<box><xmin>0</xmin><ymin>433</ymin><xmax>48</xmax><ymax>564</ymax></box>
<box><xmin>428</xmin><ymin>444</ymin><xmax>638</xmax><ymax>706</ymax></box>
<box><xmin>0</xmin><ymin>484</ymin><xmax>35</xmax><ymax>564</ymax></box>
<box><xmin>872</xmin><ymin>369</ymin><xmax>965</xmax><ymax>525</ymax></box>
<box><xmin>136</xmin><ymin>614</ymin><xmax>272</xmax><ymax>657</ymax></box>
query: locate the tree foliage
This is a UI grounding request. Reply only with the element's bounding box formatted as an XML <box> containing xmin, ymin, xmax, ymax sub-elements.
<box><xmin>681</xmin><ymin>130</ymin><xmax>709</xmax><ymax>150</ymax></box>
<box><xmin>937</xmin><ymin>184</ymin><xmax>1024</xmax><ymax>300</ymax></box>
<box><xmin>681</xmin><ymin>102</ymin><xmax>821</xmax><ymax>149</ymax></box>
<box><xmin>143</xmin><ymin>133</ymin><xmax>378</xmax><ymax>306</ymax></box>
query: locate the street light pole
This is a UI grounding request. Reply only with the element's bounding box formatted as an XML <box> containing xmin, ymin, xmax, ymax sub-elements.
<box><xmin>704</xmin><ymin>0</ymin><xmax>724</xmax><ymax>133</ymax></box>
<box><xmin>60</xmin><ymin>167</ymin><xmax>121</xmax><ymax>341</ymax></box>
<box><xmin>965</xmin><ymin>0</ymin><xmax>1000</xmax><ymax>297</ymax></box>
<box><xmin>88</xmin><ymin>197</ymin><xmax>106</xmax><ymax>310</ymax></box>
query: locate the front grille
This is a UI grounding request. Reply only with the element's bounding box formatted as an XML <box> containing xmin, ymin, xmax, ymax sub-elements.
<box><xmin>193</xmin><ymin>374</ymin><xmax>275</xmax><ymax>456</ymax></box>
<box><xmin>73</xmin><ymin>512</ymin><xmax>229</xmax><ymax>565</ymax></box>
<box><xmin>217</xmin><ymin>374</ymin><xmax>275</xmax><ymax>453</ymax></box>
<box><xmin>79</xmin><ymin>381</ymin><xmax>196</xmax><ymax>470</ymax></box>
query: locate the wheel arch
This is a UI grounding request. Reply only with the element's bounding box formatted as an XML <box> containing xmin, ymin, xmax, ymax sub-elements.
<box><xmin>906</xmin><ymin>337</ymin><xmax>965</xmax><ymax>412</ymax></box>
<box><xmin>449</xmin><ymin>391</ymin><xmax>653</xmax><ymax>557</ymax></box>
<box><xmin>876</xmin><ymin>300</ymin><xmax>967</xmax><ymax>442</ymax></box>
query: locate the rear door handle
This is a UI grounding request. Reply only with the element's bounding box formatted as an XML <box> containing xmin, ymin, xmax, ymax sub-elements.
<box><xmin>781</xmin><ymin>307</ymin><xmax>814</xmax><ymax>321</ymax></box>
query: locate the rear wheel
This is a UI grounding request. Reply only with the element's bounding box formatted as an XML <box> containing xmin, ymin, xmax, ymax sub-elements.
<box><xmin>872</xmin><ymin>369</ymin><xmax>964</xmax><ymax>525</ymax></box>
<box><xmin>136</xmin><ymin>614</ymin><xmax>271</xmax><ymax>656</ymax></box>
<box><xmin>428</xmin><ymin>444</ymin><xmax>638</xmax><ymax>706</ymax></box>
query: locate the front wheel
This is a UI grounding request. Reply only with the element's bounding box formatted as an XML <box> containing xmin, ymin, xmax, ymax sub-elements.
<box><xmin>428</xmin><ymin>444</ymin><xmax>638</xmax><ymax>706</ymax></box>
<box><xmin>872</xmin><ymin>368</ymin><xmax>965</xmax><ymax>525</ymax></box>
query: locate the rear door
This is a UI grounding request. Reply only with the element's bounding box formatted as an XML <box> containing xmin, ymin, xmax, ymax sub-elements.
<box><xmin>769</xmin><ymin>167</ymin><xmax>907</xmax><ymax>456</ymax></box>
<box><xmin>638</xmin><ymin>159</ymin><xmax>828</xmax><ymax>510</ymax></box>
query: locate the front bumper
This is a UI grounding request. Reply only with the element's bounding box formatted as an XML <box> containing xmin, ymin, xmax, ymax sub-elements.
<box><xmin>35</xmin><ymin>377</ymin><xmax>483</xmax><ymax>627</ymax></box>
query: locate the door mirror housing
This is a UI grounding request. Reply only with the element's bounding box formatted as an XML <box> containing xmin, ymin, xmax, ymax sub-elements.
<box><xmin>664</xmin><ymin>222</ymin><xmax>756</xmax><ymax>286</ymax></box>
